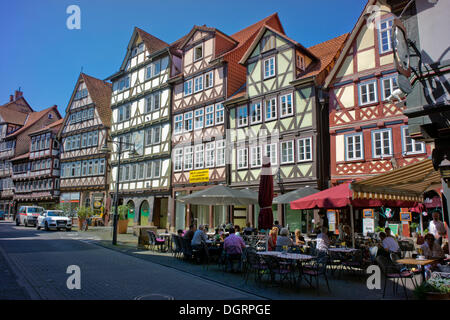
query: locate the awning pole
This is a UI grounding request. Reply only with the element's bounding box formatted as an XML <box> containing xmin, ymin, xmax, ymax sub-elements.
<box><xmin>350</xmin><ymin>204</ymin><xmax>355</xmax><ymax>248</ymax></box>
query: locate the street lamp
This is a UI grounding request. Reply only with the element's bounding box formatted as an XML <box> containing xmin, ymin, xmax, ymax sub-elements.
<box><xmin>100</xmin><ymin>139</ymin><xmax>140</xmax><ymax>245</ymax></box>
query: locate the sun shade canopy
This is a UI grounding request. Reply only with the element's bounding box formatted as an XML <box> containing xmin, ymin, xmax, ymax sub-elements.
<box><xmin>177</xmin><ymin>185</ymin><xmax>258</xmax><ymax>206</ymax></box>
<box><xmin>273</xmin><ymin>186</ymin><xmax>320</xmax><ymax>204</ymax></box>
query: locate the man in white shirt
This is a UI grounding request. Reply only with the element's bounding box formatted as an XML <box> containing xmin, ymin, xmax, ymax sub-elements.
<box><xmin>316</xmin><ymin>227</ymin><xmax>330</xmax><ymax>252</ymax></box>
<box><xmin>429</xmin><ymin>211</ymin><xmax>446</xmax><ymax>246</ymax></box>
<box><xmin>380</xmin><ymin>229</ymin><xmax>400</xmax><ymax>253</ymax></box>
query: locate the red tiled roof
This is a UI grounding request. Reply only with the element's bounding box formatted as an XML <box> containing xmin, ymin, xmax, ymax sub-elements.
<box><xmin>11</xmin><ymin>152</ymin><xmax>30</xmax><ymax>162</ymax></box>
<box><xmin>231</xmin><ymin>13</ymin><xmax>284</xmax><ymax>46</ymax></box>
<box><xmin>0</xmin><ymin>107</ymin><xmax>29</xmax><ymax>125</ymax></box>
<box><xmin>28</xmin><ymin>118</ymin><xmax>64</xmax><ymax>136</ymax></box>
<box><xmin>6</xmin><ymin>106</ymin><xmax>61</xmax><ymax>138</ymax></box>
<box><xmin>135</xmin><ymin>27</ymin><xmax>169</xmax><ymax>55</ymax></box>
<box><xmin>81</xmin><ymin>73</ymin><xmax>112</xmax><ymax>127</ymax></box>
<box><xmin>297</xmin><ymin>33</ymin><xmax>349</xmax><ymax>81</ymax></box>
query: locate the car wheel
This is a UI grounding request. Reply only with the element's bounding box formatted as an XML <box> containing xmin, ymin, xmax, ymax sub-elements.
<box><xmin>44</xmin><ymin>222</ymin><xmax>49</xmax><ymax>231</ymax></box>
<box><xmin>66</xmin><ymin>228</ymin><xmax>71</xmax><ymax>232</ymax></box>
<box><xmin>24</xmin><ymin>220</ymin><xmax>28</xmax><ymax>227</ymax></box>
<box><xmin>36</xmin><ymin>222</ymin><xmax>41</xmax><ymax>230</ymax></box>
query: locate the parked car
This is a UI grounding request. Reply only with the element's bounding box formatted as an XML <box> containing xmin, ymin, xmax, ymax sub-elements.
<box><xmin>37</xmin><ymin>210</ymin><xmax>72</xmax><ymax>231</ymax></box>
<box><xmin>15</xmin><ymin>206</ymin><xmax>44</xmax><ymax>227</ymax></box>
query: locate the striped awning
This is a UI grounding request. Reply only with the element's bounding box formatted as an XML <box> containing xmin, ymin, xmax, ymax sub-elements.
<box><xmin>350</xmin><ymin>158</ymin><xmax>441</xmax><ymax>202</ymax></box>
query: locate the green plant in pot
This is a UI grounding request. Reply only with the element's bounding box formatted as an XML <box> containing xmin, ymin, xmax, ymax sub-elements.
<box><xmin>414</xmin><ymin>275</ymin><xmax>450</xmax><ymax>300</ymax></box>
<box><xmin>77</xmin><ymin>206</ymin><xmax>93</xmax><ymax>231</ymax></box>
<box><xmin>117</xmin><ymin>205</ymin><xmax>129</xmax><ymax>234</ymax></box>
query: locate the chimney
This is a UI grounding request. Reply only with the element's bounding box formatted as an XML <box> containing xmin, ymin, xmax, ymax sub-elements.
<box><xmin>14</xmin><ymin>90</ymin><xmax>23</xmax><ymax>100</ymax></box>
<box><xmin>9</xmin><ymin>95</ymin><xmax>14</xmax><ymax>102</ymax></box>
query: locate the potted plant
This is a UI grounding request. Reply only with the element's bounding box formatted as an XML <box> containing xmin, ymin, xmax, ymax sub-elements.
<box><xmin>413</xmin><ymin>275</ymin><xmax>450</xmax><ymax>300</ymax></box>
<box><xmin>117</xmin><ymin>205</ymin><xmax>129</xmax><ymax>234</ymax></box>
<box><xmin>410</xmin><ymin>222</ymin><xmax>419</xmax><ymax>237</ymax></box>
<box><xmin>77</xmin><ymin>206</ymin><xmax>93</xmax><ymax>231</ymax></box>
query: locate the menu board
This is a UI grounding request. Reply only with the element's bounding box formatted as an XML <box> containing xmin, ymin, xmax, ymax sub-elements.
<box><xmin>363</xmin><ymin>208</ymin><xmax>374</xmax><ymax>218</ymax></box>
<box><xmin>400</xmin><ymin>212</ymin><xmax>412</xmax><ymax>221</ymax></box>
<box><xmin>363</xmin><ymin>218</ymin><xmax>375</xmax><ymax>235</ymax></box>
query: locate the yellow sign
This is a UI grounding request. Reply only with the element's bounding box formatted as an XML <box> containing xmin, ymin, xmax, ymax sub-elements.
<box><xmin>189</xmin><ymin>169</ymin><xmax>209</xmax><ymax>183</ymax></box>
<box><xmin>93</xmin><ymin>201</ymin><xmax>102</xmax><ymax>209</ymax></box>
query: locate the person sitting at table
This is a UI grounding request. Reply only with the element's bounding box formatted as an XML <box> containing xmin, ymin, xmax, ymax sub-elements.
<box><xmin>316</xmin><ymin>226</ymin><xmax>330</xmax><ymax>252</ymax></box>
<box><xmin>382</xmin><ymin>228</ymin><xmax>400</xmax><ymax>253</ymax></box>
<box><xmin>377</xmin><ymin>232</ymin><xmax>399</xmax><ymax>260</ymax></box>
<box><xmin>277</xmin><ymin>228</ymin><xmax>293</xmax><ymax>248</ymax></box>
<box><xmin>243</xmin><ymin>222</ymin><xmax>254</xmax><ymax>236</ymax></box>
<box><xmin>177</xmin><ymin>229</ymin><xmax>184</xmax><ymax>237</ymax></box>
<box><xmin>234</xmin><ymin>225</ymin><xmax>242</xmax><ymax>237</ymax></box>
<box><xmin>267</xmin><ymin>227</ymin><xmax>279</xmax><ymax>251</ymax></box>
<box><xmin>183</xmin><ymin>224</ymin><xmax>196</xmax><ymax>242</ymax></box>
<box><xmin>273</xmin><ymin>221</ymin><xmax>282</xmax><ymax>234</ymax></box>
<box><xmin>294</xmin><ymin>229</ymin><xmax>306</xmax><ymax>246</ymax></box>
<box><xmin>191</xmin><ymin>225</ymin><xmax>208</xmax><ymax>262</ymax></box>
<box><xmin>421</xmin><ymin>233</ymin><xmax>445</xmax><ymax>259</ymax></box>
<box><xmin>223</xmin><ymin>227</ymin><xmax>246</xmax><ymax>272</ymax></box>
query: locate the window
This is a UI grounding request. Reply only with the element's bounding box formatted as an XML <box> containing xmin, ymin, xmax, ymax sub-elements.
<box><xmin>47</xmin><ymin>158</ymin><xmax>51</xmax><ymax>169</ymax></box>
<box><xmin>118</xmin><ymin>104</ymin><xmax>131</xmax><ymax>122</ymax></box>
<box><xmin>204</xmin><ymin>71</ymin><xmax>213</xmax><ymax>89</ymax></box>
<box><xmin>280</xmin><ymin>93</ymin><xmax>293</xmax><ymax>117</ymax></box>
<box><xmin>152</xmin><ymin>126</ymin><xmax>161</xmax><ymax>144</ymax></box>
<box><xmin>99</xmin><ymin>159</ymin><xmax>105</xmax><ymax>174</ymax></box>
<box><xmin>81</xmin><ymin>133</ymin><xmax>87</xmax><ymax>148</ymax></box>
<box><xmin>145</xmin><ymin>64</ymin><xmax>153</xmax><ymax>80</ymax></box>
<box><xmin>119</xmin><ymin>76</ymin><xmax>130</xmax><ymax>92</ymax></box>
<box><xmin>194</xmin><ymin>44</ymin><xmax>203</xmax><ymax>61</ymax></box>
<box><xmin>184</xmin><ymin>80</ymin><xmax>193</xmax><ymax>96</ymax></box>
<box><xmin>153</xmin><ymin>160</ymin><xmax>161</xmax><ymax>178</ymax></box>
<box><xmin>130</xmin><ymin>163</ymin><xmax>136</xmax><ymax>180</ymax></box>
<box><xmin>174</xmin><ymin>148</ymin><xmax>183</xmax><ymax>172</ymax></box>
<box><xmin>145</xmin><ymin>128</ymin><xmax>152</xmax><ymax>146</ymax></box>
<box><xmin>297</xmin><ymin>55</ymin><xmax>305</xmax><ymax>70</ymax></box>
<box><xmin>153</xmin><ymin>60</ymin><xmax>161</xmax><ymax>76</ymax></box>
<box><xmin>194</xmin><ymin>108</ymin><xmax>204</xmax><ymax>130</ymax></box>
<box><xmin>87</xmin><ymin>132</ymin><xmax>93</xmax><ymax>147</ymax></box>
<box><xmin>194</xmin><ymin>76</ymin><xmax>203</xmax><ymax>93</ymax></box>
<box><xmin>402</xmin><ymin>127</ymin><xmax>425</xmax><ymax>154</ymax></box>
<box><xmin>184</xmin><ymin>111</ymin><xmax>193</xmax><ymax>132</ymax></box>
<box><xmin>205</xmin><ymin>105</ymin><xmax>214</xmax><ymax>127</ymax></box>
<box><xmin>263</xmin><ymin>57</ymin><xmax>275</xmax><ymax>78</ymax></box>
<box><xmin>345</xmin><ymin>133</ymin><xmax>364</xmax><ymax>161</ymax></box>
<box><xmin>194</xmin><ymin>144</ymin><xmax>204</xmax><ymax>169</ymax></box>
<box><xmin>174</xmin><ymin>114</ymin><xmax>183</xmax><ymax>134</ymax></box>
<box><xmin>215</xmin><ymin>103</ymin><xmax>224</xmax><ymax>124</ymax></box>
<box><xmin>265</xmin><ymin>98</ymin><xmax>277</xmax><ymax>121</ymax></box>
<box><xmin>359</xmin><ymin>81</ymin><xmax>377</xmax><ymax>105</ymax></box>
<box><xmin>205</xmin><ymin>142</ymin><xmax>215</xmax><ymax>168</ymax></box>
<box><xmin>237</xmin><ymin>148</ymin><xmax>248</xmax><ymax>169</ymax></box>
<box><xmin>88</xmin><ymin>108</ymin><xmax>94</xmax><ymax>119</ymax></box>
<box><xmin>216</xmin><ymin>140</ymin><xmax>225</xmax><ymax>167</ymax></box>
<box><xmin>125</xmin><ymin>104</ymin><xmax>131</xmax><ymax>120</ymax></box>
<box><xmin>145</xmin><ymin>92</ymin><xmax>161</xmax><ymax>112</ymax></box>
<box><xmin>138</xmin><ymin>162</ymin><xmax>145</xmax><ymax>179</ymax></box>
<box><xmin>146</xmin><ymin>162</ymin><xmax>152</xmax><ymax>179</ymax></box>
<box><xmin>184</xmin><ymin>146</ymin><xmax>193</xmax><ymax>171</ymax></box>
<box><xmin>238</xmin><ymin>106</ymin><xmax>248</xmax><ymax>127</ymax></box>
<box><xmin>379</xmin><ymin>19</ymin><xmax>393</xmax><ymax>53</ymax></box>
<box><xmin>297</xmin><ymin>138</ymin><xmax>312</xmax><ymax>162</ymax></box>
<box><xmin>250</xmin><ymin>146</ymin><xmax>262</xmax><ymax>168</ymax></box>
<box><xmin>124</xmin><ymin>164</ymin><xmax>130</xmax><ymax>181</ymax></box>
<box><xmin>372</xmin><ymin>129</ymin><xmax>392</xmax><ymax>158</ymax></box>
<box><xmin>250</xmin><ymin>102</ymin><xmax>262</xmax><ymax>124</ymax></box>
<box><xmin>280</xmin><ymin>141</ymin><xmax>294</xmax><ymax>164</ymax></box>
<box><xmin>382</xmin><ymin>76</ymin><xmax>398</xmax><ymax>100</ymax></box>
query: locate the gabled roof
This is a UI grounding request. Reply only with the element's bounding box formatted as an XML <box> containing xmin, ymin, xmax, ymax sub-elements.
<box><xmin>231</xmin><ymin>13</ymin><xmax>285</xmax><ymax>47</ymax></box>
<box><xmin>135</xmin><ymin>27</ymin><xmax>170</xmax><ymax>55</ymax></box>
<box><xmin>177</xmin><ymin>25</ymin><xmax>238</xmax><ymax>50</ymax></box>
<box><xmin>81</xmin><ymin>73</ymin><xmax>112</xmax><ymax>127</ymax></box>
<box><xmin>6</xmin><ymin>105</ymin><xmax>61</xmax><ymax>138</ymax></box>
<box><xmin>238</xmin><ymin>24</ymin><xmax>318</xmax><ymax>65</ymax></box>
<box><xmin>323</xmin><ymin>0</ymin><xmax>377</xmax><ymax>88</ymax></box>
<box><xmin>0</xmin><ymin>107</ymin><xmax>29</xmax><ymax>125</ymax></box>
<box><xmin>28</xmin><ymin>118</ymin><xmax>64</xmax><ymax>136</ymax></box>
<box><xmin>296</xmin><ymin>33</ymin><xmax>349</xmax><ymax>82</ymax></box>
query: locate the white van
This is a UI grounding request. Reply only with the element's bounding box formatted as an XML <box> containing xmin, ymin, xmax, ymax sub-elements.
<box><xmin>15</xmin><ymin>206</ymin><xmax>44</xmax><ymax>227</ymax></box>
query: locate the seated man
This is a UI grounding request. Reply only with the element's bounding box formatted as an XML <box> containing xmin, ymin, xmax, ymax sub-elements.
<box><xmin>378</xmin><ymin>231</ymin><xmax>400</xmax><ymax>259</ymax></box>
<box><xmin>277</xmin><ymin>228</ymin><xmax>293</xmax><ymax>248</ymax></box>
<box><xmin>421</xmin><ymin>233</ymin><xmax>445</xmax><ymax>259</ymax></box>
<box><xmin>191</xmin><ymin>225</ymin><xmax>208</xmax><ymax>263</ymax></box>
<box><xmin>183</xmin><ymin>224</ymin><xmax>196</xmax><ymax>242</ymax></box>
<box><xmin>316</xmin><ymin>226</ymin><xmax>330</xmax><ymax>252</ymax></box>
<box><xmin>223</xmin><ymin>227</ymin><xmax>246</xmax><ymax>272</ymax></box>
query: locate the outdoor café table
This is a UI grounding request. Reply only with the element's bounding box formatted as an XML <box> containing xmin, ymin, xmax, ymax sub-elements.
<box><xmin>157</xmin><ymin>233</ymin><xmax>172</xmax><ymax>252</ymax></box>
<box><xmin>257</xmin><ymin>251</ymin><xmax>313</xmax><ymax>261</ymax></box>
<box><xmin>396</xmin><ymin>258</ymin><xmax>438</xmax><ymax>284</ymax></box>
<box><xmin>328</xmin><ymin>247</ymin><xmax>359</xmax><ymax>253</ymax></box>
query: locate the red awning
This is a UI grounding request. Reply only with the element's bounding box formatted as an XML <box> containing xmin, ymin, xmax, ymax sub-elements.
<box><xmin>290</xmin><ymin>183</ymin><xmax>417</xmax><ymax>210</ymax></box>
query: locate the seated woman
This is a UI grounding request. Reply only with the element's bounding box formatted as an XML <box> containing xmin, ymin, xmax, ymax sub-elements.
<box><xmin>267</xmin><ymin>227</ymin><xmax>279</xmax><ymax>251</ymax></box>
<box><xmin>277</xmin><ymin>228</ymin><xmax>293</xmax><ymax>248</ymax></box>
<box><xmin>421</xmin><ymin>233</ymin><xmax>445</xmax><ymax>259</ymax></box>
<box><xmin>294</xmin><ymin>229</ymin><xmax>306</xmax><ymax>246</ymax></box>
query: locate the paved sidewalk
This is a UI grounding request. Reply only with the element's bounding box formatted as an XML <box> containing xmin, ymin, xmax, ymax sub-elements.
<box><xmin>78</xmin><ymin>227</ymin><xmax>418</xmax><ymax>300</ymax></box>
<box><xmin>0</xmin><ymin>244</ymin><xmax>31</xmax><ymax>299</ymax></box>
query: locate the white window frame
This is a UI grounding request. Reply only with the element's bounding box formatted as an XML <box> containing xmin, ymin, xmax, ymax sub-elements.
<box><xmin>216</xmin><ymin>140</ymin><xmax>225</xmax><ymax>167</ymax></box>
<box><xmin>265</xmin><ymin>143</ymin><xmax>277</xmax><ymax>165</ymax></box>
<box><xmin>204</xmin><ymin>71</ymin><xmax>213</xmax><ymax>89</ymax></box>
<box><xmin>174</xmin><ymin>114</ymin><xmax>183</xmax><ymax>134</ymax></box>
<box><xmin>194</xmin><ymin>108</ymin><xmax>204</xmax><ymax>130</ymax></box>
<box><xmin>184</xmin><ymin>79</ymin><xmax>193</xmax><ymax>96</ymax></box>
<box><xmin>359</xmin><ymin>81</ymin><xmax>378</xmax><ymax>106</ymax></box>
<box><xmin>250</xmin><ymin>102</ymin><xmax>262</xmax><ymax>124</ymax></box>
<box><xmin>265</xmin><ymin>97</ymin><xmax>277</xmax><ymax>121</ymax></box>
<box><xmin>237</xmin><ymin>105</ymin><xmax>248</xmax><ymax>127</ymax></box>
<box><xmin>153</xmin><ymin>160</ymin><xmax>161</xmax><ymax>178</ymax></box>
<box><xmin>205</xmin><ymin>142</ymin><xmax>215</xmax><ymax>168</ymax></box>
<box><xmin>379</xmin><ymin>19</ymin><xmax>394</xmax><ymax>54</ymax></box>
<box><xmin>402</xmin><ymin>126</ymin><xmax>425</xmax><ymax>155</ymax></box>
<box><xmin>297</xmin><ymin>137</ymin><xmax>312</xmax><ymax>162</ymax></box>
<box><xmin>194</xmin><ymin>75</ymin><xmax>203</xmax><ymax>93</ymax></box>
<box><xmin>237</xmin><ymin>148</ymin><xmax>248</xmax><ymax>169</ymax></box>
<box><xmin>215</xmin><ymin>103</ymin><xmax>224</xmax><ymax>124</ymax></box>
<box><xmin>174</xmin><ymin>148</ymin><xmax>183</xmax><ymax>172</ymax></box>
<box><xmin>280</xmin><ymin>140</ymin><xmax>294</xmax><ymax>164</ymax></box>
<box><xmin>280</xmin><ymin>93</ymin><xmax>293</xmax><ymax>117</ymax></box>
<box><xmin>263</xmin><ymin>57</ymin><xmax>275</xmax><ymax>79</ymax></box>
<box><xmin>194</xmin><ymin>144</ymin><xmax>204</xmax><ymax>169</ymax></box>
<box><xmin>381</xmin><ymin>75</ymin><xmax>398</xmax><ymax>101</ymax></box>
<box><xmin>372</xmin><ymin>128</ymin><xmax>393</xmax><ymax>158</ymax></box>
<box><xmin>184</xmin><ymin>146</ymin><xmax>193</xmax><ymax>171</ymax></box>
<box><xmin>205</xmin><ymin>105</ymin><xmax>214</xmax><ymax>127</ymax></box>
<box><xmin>345</xmin><ymin>133</ymin><xmax>364</xmax><ymax>161</ymax></box>
<box><xmin>184</xmin><ymin>111</ymin><xmax>193</xmax><ymax>132</ymax></box>
<box><xmin>194</xmin><ymin>44</ymin><xmax>203</xmax><ymax>61</ymax></box>
<box><xmin>250</xmin><ymin>145</ymin><xmax>262</xmax><ymax>168</ymax></box>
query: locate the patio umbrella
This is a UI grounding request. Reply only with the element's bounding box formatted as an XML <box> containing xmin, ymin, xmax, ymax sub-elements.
<box><xmin>273</xmin><ymin>186</ymin><xmax>320</xmax><ymax>204</ymax></box>
<box><xmin>257</xmin><ymin>158</ymin><xmax>274</xmax><ymax>231</ymax></box>
<box><xmin>177</xmin><ymin>185</ymin><xmax>258</xmax><ymax>206</ymax></box>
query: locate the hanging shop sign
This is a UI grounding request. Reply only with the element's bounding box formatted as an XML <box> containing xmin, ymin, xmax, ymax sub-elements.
<box><xmin>363</xmin><ymin>208</ymin><xmax>374</xmax><ymax>219</ymax></box>
<box><xmin>363</xmin><ymin>218</ymin><xmax>375</xmax><ymax>236</ymax></box>
<box><xmin>400</xmin><ymin>211</ymin><xmax>412</xmax><ymax>222</ymax></box>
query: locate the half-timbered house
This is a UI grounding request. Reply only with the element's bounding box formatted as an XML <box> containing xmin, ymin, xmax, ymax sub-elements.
<box><xmin>108</xmin><ymin>28</ymin><xmax>179</xmax><ymax>228</ymax></box>
<box><xmin>58</xmin><ymin>73</ymin><xmax>112</xmax><ymax>216</ymax></box>
<box><xmin>225</xmin><ymin>25</ymin><xmax>347</xmax><ymax>229</ymax></box>
<box><xmin>0</xmin><ymin>91</ymin><xmax>34</xmax><ymax>217</ymax></box>
<box><xmin>170</xmin><ymin>14</ymin><xmax>285</xmax><ymax>231</ymax></box>
<box><xmin>323</xmin><ymin>0</ymin><xmax>432</xmax><ymax>187</ymax></box>
<box><xmin>11</xmin><ymin>119</ymin><xmax>63</xmax><ymax>209</ymax></box>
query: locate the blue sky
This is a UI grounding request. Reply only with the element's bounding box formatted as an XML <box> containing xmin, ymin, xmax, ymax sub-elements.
<box><xmin>0</xmin><ymin>0</ymin><xmax>365</xmax><ymax>115</ymax></box>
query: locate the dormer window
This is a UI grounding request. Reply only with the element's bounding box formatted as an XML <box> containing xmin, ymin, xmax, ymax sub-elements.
<box><xmin>261</xmin><ymin>35</ymin><xmax>275</xmax><ymax>52</ymax></box>
<box><xmin>194</xmin><ymin>44</ymin><xmax>203</xmax><ymax>61</ymax></box>
<box><xmin>297</xmin><ymin>55</ymin><xmax>305</xmax><ymax>71</ymax></box>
